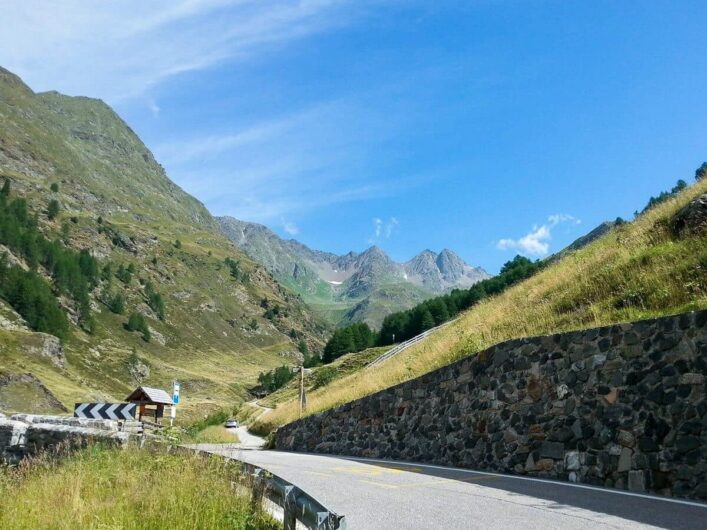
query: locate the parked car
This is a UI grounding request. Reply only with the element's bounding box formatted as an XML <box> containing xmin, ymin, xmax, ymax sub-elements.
<box><xmin>224</xmin><ymin>419</ymin><xmax>239</xmax><ymax>428</ymax></box>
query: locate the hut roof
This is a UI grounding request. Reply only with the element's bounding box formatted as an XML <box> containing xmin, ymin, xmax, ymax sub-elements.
<box><xmin>126</xmin><ymin>386</ymin><xmax>172</xmax><ymax>405</ymax></box>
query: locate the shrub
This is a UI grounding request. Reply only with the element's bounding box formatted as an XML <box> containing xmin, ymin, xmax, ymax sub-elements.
<box><xmin>144</xmin><ymin>281</ymin><xmax>165</xmax><ymax>320</ymax></box>
<box><xmin>257</xmin><ymin>365</ymin><xmax>295</xmax><ymax>393</ymax></box>
<box><xmin>106</xmin><ymin>292</ymin><xmax>125</xmax><ymax>314</ymax></box>
<box><xmin>46</xmin><ymin>199</ymin><xmax>60</xmax><ymax>220</ymax></box>
<box><xmin>303</xmin><ymin>354</ymin><xmax>322</xmax><ymax>368</ymax></box>
<box><xmin>297</xmin><ymin>339</ymin><xmax>309</xmax><ymax>355</ymax></box>
<box><xmin>264</xmin><ymin>304</ymin><xmax>281</xmax><ymax>320</ymax></box>
<box><xmin>224</xmin><ymin>257</ymin><xmax>248</xmax><ymax>282</ymax></box>
<box><xmin>50</xmin><ymin>182</ymin><xmax>59</xmax><ymax>192</ymax></box>
<box><xmin>125</xmin><ymin>312</ymin><xmax>150</xmax><ymax>342</ymax></box>
<box><xmin>115</xmin><ymin>264</ymin><xmax>132</xmax><ymax>284</ymax></box>
<box><xmin>312</xmin><ymin>366</ymin><xmax>336</xmax><ymax>389</ymax></box>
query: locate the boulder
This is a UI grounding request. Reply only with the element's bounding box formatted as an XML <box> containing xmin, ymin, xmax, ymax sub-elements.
<box><xmin>673</xmin><ymin>193</ymin><xmax>707</xmax><ymax>236</ymax></box>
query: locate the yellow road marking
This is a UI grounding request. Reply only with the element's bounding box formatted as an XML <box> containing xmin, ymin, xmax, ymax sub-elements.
<box><xmin>358</xmin><ymin>479</ymin><xmax>399</xmax><ymax>489</ymax></box>
<box><xmin>332</xmin><ymin>465</ymin><xmax>404</xmax><ymax>477</ymax></box>
<box><xmin>304</xmin><ymin>470</ymin><xmax>333</xmax><ymax>478</ymax></box>
<box><xmin>376</xmin><ymin>465</ymin><xmax>424</xmax><ymax>473</ymax></box>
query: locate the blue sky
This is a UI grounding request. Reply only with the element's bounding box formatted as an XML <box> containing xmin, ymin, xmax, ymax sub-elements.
<box><xmin>1</xmin><ymin>1</ymin><xmax>706</xmax><ymax>273</ymax></box>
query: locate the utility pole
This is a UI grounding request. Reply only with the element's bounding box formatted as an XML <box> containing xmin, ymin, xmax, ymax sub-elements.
<box><xmin>294</xmin><ymin>366</ymin><xmax>310</xmax><ymax>418</ymax></box>
<box><xmin>299</xmin><ymin>365</ymin><xmax>306</xmax><ymax>418</ymax></box>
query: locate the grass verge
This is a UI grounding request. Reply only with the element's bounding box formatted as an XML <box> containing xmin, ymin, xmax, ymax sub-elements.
<box><xmin>187</xmin><ymin>425</ymin><xmax>240</xmax><ymax>444</ymax></box>
<box><xmin>0</xmin><ymin>445</ymin><xmax>276</xmax><ymax>530</ymax></box>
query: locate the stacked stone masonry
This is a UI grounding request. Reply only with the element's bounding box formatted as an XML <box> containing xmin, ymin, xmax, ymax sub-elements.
<box><xmin>275</xmin><ymin>310</ymin><xmax>707</xmax><ymax>499</ymax></box>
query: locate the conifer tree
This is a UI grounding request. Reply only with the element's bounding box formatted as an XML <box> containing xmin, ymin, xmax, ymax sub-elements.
<box><xmin>0</xmin><ymin>178</ymin><xmax>10</xmax><ymax>198</ymax></box>
<box><xmin>47</xmin><ymin>199</ymin><xmax>60</xmax><ymax>220</ymax></box>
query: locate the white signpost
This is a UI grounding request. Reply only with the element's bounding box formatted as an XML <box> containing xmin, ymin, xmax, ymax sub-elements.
<box><xmin>171</xmin><ymin>381</ymin><xmax>180</xmax><ymax>426</ymax></box>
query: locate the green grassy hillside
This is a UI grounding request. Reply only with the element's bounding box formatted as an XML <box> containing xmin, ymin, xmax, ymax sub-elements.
<box><xmin>0</xmin><ymin>66</ymin><xmax>328</xmax><ymax>420</ymax></box>
<box><xmin>254</xmin><ymin>177</ymin><xmax>707</xmax><ymax>433</ymax></box>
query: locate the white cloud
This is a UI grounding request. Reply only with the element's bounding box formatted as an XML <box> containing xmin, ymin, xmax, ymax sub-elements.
<box><xmin>373</xmin><ymin>218</ymin><xmax>383</xmax><ymax>238</ymax></box>
<box><xmin>0</xmin><ymin>1</ymin><xmax>435</xmax><ymax>225</ymax></box>
<box><xmin>282</xmin><ymin>219</ymin><xmax>299</xmax><ymax>236</ymax></box>
<box><xmin>0</xmin><ymin>0</ymin><xmax>362</xmax><ymax>103</ymax></box>
<box><xmin>497</xmin><ymin>214</ymin><xmax>581</xmax><ymax>256</ymax></box>
<box><xmin>156</xmin><ymin>97</ymin><xmax>418</xmax><ymax>222</ymax></box>
<box><xmin>369</xmin><ymin>216</ymin><xmax>398</xmax><ymax>243</ymax></box>
<box><xmin>385</xmin><ymin>217</ymin><xmax>399</xmax><ymax>237</ymax></box>
<box><xmin>147</xmin><ymin>99</ymin><xmax>161</xmax><ymax>117</ymax></box>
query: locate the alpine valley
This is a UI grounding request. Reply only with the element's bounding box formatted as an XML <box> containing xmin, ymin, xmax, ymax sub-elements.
<box><xmin>218</xmin><ymin>217</ymin><xmax>490</xmax><ymax>327</ymax></box>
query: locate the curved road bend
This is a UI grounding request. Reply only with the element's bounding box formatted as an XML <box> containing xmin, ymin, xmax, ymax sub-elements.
<box><xmin>199</xmin><ymin>447</ymin><xmax>706</xmax><ymax>530</ymax></box>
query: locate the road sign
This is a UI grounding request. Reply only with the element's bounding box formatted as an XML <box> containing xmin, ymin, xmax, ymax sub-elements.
<box><xmin>74</xmin><ymin>403</ymin><xmax>137</xmax><ymax>420</ymax></box>
<box><xmin>172</xmin><ymin>381</ymin><xmax>180</xmax><ymax>405</ymax></box>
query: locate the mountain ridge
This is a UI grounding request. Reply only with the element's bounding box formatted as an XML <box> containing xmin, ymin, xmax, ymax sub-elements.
<box><xmin>218</xmin><ymin>216</ymin><xmax>490</xmax><ymax>327</ymax></box>
<box><xmin>0</xmin><ymin>66</ymin><xmax>328</xmax><ymax>418</ymax></box>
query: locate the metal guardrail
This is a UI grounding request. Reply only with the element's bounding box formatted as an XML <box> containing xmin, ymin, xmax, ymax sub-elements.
<box><xmin>244</xmin><ymin>461</ymin><xmax>346</xmax><ymax>530</ymax></box>
<box><xmin>186</xmin><ymin>447</ymin><xmax>346</xmax><ymax>530</ymax></box>
<box><xmin>365</xmin><ymin>318</ymin><xmax>457</xmax><ymax>369</ymax></box>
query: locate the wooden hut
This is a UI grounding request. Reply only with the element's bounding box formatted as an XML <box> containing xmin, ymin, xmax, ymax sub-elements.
<box><xmin>126</xmin><ymin>386</ymin><xmax>172</xmax><ymax>424</ymax></box>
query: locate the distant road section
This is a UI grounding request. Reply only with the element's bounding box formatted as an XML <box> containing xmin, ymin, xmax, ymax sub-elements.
<box><xmin>229</xmin><ymin>425</ymin><xmax>266</xmax><ymax>449</ymax></box>
<box><xmin>202</xmin><ymin>448</ymin><xmax>706</xmax><ymax>530</ymax></box>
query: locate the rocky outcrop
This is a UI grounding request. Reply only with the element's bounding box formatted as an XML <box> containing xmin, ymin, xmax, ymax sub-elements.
<box><xmin>24</xmin><ymin>334</ymin><xmax>65</xmax><ymax>368</ymax></box>
<box><xmin>275</xmin><ymin>310</ymin><xmax>707</xmax><ymax>499</ymax></box>
<box><xmin>673</xmin><ymin>193</ymin><xmax>707</xmax><ymax>236</ymax></box>
<box><xmin>0</xmin><ymin>373</ymin><xmax>67</xmax><ymax>412</ymax></box>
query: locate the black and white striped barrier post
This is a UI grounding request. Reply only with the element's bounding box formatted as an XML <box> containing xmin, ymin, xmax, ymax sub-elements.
<box><xmin>74</xmin><ymin>403</ymin><xmax>137</xmax><ymax>420</ymax></box>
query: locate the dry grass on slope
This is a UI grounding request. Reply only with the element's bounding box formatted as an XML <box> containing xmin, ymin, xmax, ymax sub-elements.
<box><xmin>253</xmin><ymin>179</ymin><xmax>707</xmax><ymax>435</ymax></box>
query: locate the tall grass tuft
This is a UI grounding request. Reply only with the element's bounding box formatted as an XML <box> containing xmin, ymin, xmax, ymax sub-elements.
<box><xmin>0</xmin><ymin>445</ymin><xmax>277</xmax><ymax>530</ymax></box>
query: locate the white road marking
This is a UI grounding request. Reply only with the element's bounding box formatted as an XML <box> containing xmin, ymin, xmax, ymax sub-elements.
<box><xmin>348</xmin><ymin>456</ymin><xmax>707</xmax><ymax>509</ymax></box>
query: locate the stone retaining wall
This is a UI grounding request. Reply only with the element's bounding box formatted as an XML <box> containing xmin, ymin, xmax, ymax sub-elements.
<box><xmin>0</xmin><ymin>413</ymin><xmax>130</xmax><ymax>464</ymax></box>
<box><xmin>274</xmin><ymin>310</ymin><xmax>707</xmax><ymax>499</ymax></box>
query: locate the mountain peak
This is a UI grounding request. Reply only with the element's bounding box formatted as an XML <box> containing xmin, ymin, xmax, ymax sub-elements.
<box><xmin>363</xmin><ymin>245</ymin><xmax>387</xmax><ymax>257</ymax></box>
<box><xmin>219</xmin><ymin>218</ymin><xmax>491</xmax><ymax>327</ymax></box>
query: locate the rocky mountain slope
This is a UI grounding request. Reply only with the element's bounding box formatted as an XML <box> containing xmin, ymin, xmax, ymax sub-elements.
<box><xmin>218</xmin><ymin>217</ymin><xmax>490</xmax><ymax>327</ymax></box>
<box><xmin>0</xmin><ymin>66</ymin><xmax>328</xmax><ymax>418</ymax></box>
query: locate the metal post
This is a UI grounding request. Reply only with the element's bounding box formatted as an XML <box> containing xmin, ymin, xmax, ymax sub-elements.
<box><xmin>283</xmin><ymin>485</ymin><xmax>297</xmax><ymax>530</ymax></box>
<box><xmin>250</xmin><ymin>470</ymin><xmax>265</xmax><ymax>516</ymax></box>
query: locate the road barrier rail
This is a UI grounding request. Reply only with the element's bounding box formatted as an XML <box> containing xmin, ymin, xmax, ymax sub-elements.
<box><xmin>246</xmin><ymin>461</ymin><xmax>346</xmax><ymax>530</ymax></box>
<box><xmin>365</xmin><ymin>318</ymin><xmax>457</xmax><ymax>369</ymax></box>
<box><xmin>188</xmin><ymin>447</ymin><xmax>346</xmax><ymax>530</ymax></box>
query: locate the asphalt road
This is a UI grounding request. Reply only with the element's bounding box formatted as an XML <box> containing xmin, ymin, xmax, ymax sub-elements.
<box><xmin>200</xmin><ymin>447</ymin><xmax>706</xmax><ymax>530</ymax></box>
<box><xmin>225</xmin><ymin>426</ymin><xmax>266</xmax><ymax>449</ymax></box>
